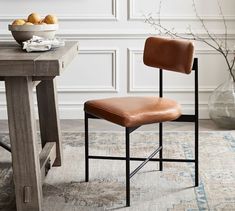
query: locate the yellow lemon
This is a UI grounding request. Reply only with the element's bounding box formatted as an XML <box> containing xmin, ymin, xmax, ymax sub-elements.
<box><xmin>24</xmin><ymin>22</ymin><xmax>34</xmax><ymax>25</ymax></box>
<box><xmin>12</xmin><ymin>19</ymin><xmax>26</xmax><ymax>25</ymax></box>
<box><xmin>28</xmin><ymin>13</ymin><xmax>41</xmax><ymax>24</ymax></box>
<box><xmin>44</xmin><ymin>15</ymin><xmax>58</xmax><ymax>24</ymax></box>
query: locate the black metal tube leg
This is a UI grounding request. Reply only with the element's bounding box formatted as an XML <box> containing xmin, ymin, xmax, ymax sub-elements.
<box><xmin>195</xmin><ymin>60</ymin><xmax>199</xmax><ymax>187</ymax></box>
<box><xmin>126</xmin><ymin>128</ymin><xmax>130</xmax><ymax>207</ymax></box>
<box><xmin>159</xmin><ymin>123</ymin><xmax>163</xmax><ymax>171</ymax></box>
<box><xmin>85</xmin><ymin>112</ymin><xmax>89</xmax><ymax>182</ymax></box>
<box><xmin>195</xmin><ymin>119</ymin><xmax>199</xmax><ymax>187</ymax></box>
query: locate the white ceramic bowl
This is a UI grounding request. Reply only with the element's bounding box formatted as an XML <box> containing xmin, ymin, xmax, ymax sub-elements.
<box><xmin>8</xmin><ymin>24</ymin><xmax>58</xmax><ymax>45</ymax></box>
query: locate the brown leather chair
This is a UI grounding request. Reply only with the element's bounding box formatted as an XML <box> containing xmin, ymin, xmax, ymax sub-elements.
<box><xmin>84</xmin><ymin>37</ymin><xmax>199</xmax><ymax>207</ymax></box>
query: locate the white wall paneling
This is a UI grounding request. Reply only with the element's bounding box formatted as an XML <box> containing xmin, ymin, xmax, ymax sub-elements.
<box><xmin>128</xmin><ymin>48</ymin><xmax>230</xmax><ymax>93</ymax></box>
<box><xmin>57</xmin><ymin>49</ymin><xmax>118</xmax><ymax>92</ymax></box>
<box><xmin>128</xmin><ymin>0</ymin><xmax>235</xmax><ymax>21</ymax></box>
<box><xmin>0</xmin><ymin>0</ymin><xmax>118</xmax><ymax>21</ymax></box>
<box><xmin>1</xmin><ymin>0</ymin><xmax>235</xmax><ymax>119</ymax></box>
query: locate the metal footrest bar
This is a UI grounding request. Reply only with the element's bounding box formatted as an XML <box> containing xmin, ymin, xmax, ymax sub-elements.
<box><xmin>129</xmin><ymin>146</ymin><xmax>162</xmax><ymax>179</ymax></box>
<box><xmin>0</xmin><ymin>141</ymin><xmax>11</xmax><ymax>152</ymax></box>
<box><xmin>88</xmin><ymin>155</ymin><xmax>195</xmax><ymax>163</ymax></box>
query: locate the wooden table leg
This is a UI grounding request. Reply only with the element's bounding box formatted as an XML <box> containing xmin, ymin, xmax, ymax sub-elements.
<box><xmin>36</xmin><ymin>79</ymin><xmax>62</xmax><ymax>166</ymax></box>
<box><xmin>5</xmin><ymin>77</ymin><xmax>42</xmax><ymax>211</ymax></box>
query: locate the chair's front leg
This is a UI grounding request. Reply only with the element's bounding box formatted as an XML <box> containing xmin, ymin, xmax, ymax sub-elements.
<box><xmin>125</xmin><ymin>128</ymin><xmax>130</xmax><ymax>207</ymax></box>
<box><xmin>85</xmin><ymin>112</ymin><xmax>89</xmax><ymax>182</ymax></box>
<box><xmin>195</xmin><ymin>119</ymin><xmax>199</xmax><ymax>187</ymax></box>
<box><xmin>159</xmin><ymin>122</ymin><xmax>163</xmax><ymax>171</ymax></box>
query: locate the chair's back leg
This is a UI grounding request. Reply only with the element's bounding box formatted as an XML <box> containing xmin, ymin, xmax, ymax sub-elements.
<box><xmin>195</xmin><ymin>118</ymin><xmax>199</xmax><ymax>187</ymax></box>
<box><xmin>126</xmin><ymin>127</ymin><xmax>130</xmax><ymax>207</ymax></box>
<box><xmin>194</xmin><ymin>58</ymin><xmax>199</xmax><ymax>187</ymax></box>
<box><xmin>85</xmin><ymin>112</ymin><xmax>89</xmax><ymax>182</ymax></box>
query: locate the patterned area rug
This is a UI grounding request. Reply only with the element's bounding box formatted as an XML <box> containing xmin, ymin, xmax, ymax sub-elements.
<box><xmin>0</xmin><ymin>131</ymin><xmax>235</xmax><ymax>211</ymax></box>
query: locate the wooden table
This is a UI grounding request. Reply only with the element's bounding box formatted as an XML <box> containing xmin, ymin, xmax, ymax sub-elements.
<box><xmin>0</xmin><ymin>41</ymin><xmax>79</xmax><ymax>211</ymax></box>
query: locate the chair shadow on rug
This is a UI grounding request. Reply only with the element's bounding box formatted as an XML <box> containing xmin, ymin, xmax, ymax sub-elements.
<box><xmin>42</xmin><ymin>175</ymin><xmax>195</xmax><ymax>210</ymax></box>
<box><xmin>0</xmin><ymin>161</ymin><xmax>11</xmax><ymax>169</ymax></box>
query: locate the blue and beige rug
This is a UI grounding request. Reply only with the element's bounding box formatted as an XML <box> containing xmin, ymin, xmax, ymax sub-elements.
<box><xmin>0</xmin><ymin>131</ymin><xmax>235</xmax><ymax>210</ymax></box>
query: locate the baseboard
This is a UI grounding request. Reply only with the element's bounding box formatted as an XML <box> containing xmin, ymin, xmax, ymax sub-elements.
<box><xmin>0</xmin><ymin>104</ymin><xmax>209</xmax><ymax>120</ymax></box>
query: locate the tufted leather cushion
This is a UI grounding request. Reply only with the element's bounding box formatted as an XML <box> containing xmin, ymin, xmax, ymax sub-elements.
<box><xmin>84</xmin><ymin>97</ymin><xmax>181</xmax><ymax>127</ymax></box>
<box><xmin>143</xmin><ymin>37</ymin><xmax>194</xmax><ymax>74</ymax></box>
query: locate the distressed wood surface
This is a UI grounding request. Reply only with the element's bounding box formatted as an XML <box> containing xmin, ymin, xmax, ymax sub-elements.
<box><xmin>0</xmin><ymin>76</ymin><xmax>55</xmax><ymax>81</ymax></box>
<box><xmin>36</xmin><ymin>79</ymin><xmax>63</xmax><ymax>166</ymax></box>
<box><xmin>1</xmin><ymin>41</ymin><xmax>79</xmax><ymax>211</ymax></box>
<box><xmin>5</xmin><ymin>76</ymin><xmax>43</xmax><ymax>211</ymax></box>
<box><xmin>0</xmin><ymin>41</ymin><xmax>79</xmax><ymax>76</ymax></box>
<box><xmin>39</xmin><ymin>142</ymin><xmax>56</xmax><ymax>182</ymax></box>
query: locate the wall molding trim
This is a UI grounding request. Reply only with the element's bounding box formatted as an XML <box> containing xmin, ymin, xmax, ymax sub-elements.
<box><xmin>127</xmin><ymin>48</ymin><xmax>221</xmax><ymax>93</ymax></box>
<box><xmin>128</xmin><ymin>86</ymin><xmax>216</xmax><ymax>94</ymax></box>
<box><xmin>1</xmin><ymin>31</ymin><xmax>235</xmax><ymax>40</ymax></box>
<box><xmin>0</xmin><ymin>101</ymin><xmax>210</xmax><ymax>119</ymax></box>
<box><xmin>128</xmin><ymin>0</ymin><xmax>235</xmax><ymax>21</ymax></box>
<box><xmin>0</xmin><ymin>0</ymin><xmax>118</xmax><ymax>21</ymax></box>
<box><xmin>0</xmin><ymin>48</ymin><xmax>118</xmax><ymax>93</ymax></box>
<box><xmin>0</xmin><ymin>86</ymin><xmax>215</xmax><ymax>94</ymax></box>
<box><xmin>73</xmin><ymin>49</ymin><xmax>118</xmax><ymax>92</ymax></box>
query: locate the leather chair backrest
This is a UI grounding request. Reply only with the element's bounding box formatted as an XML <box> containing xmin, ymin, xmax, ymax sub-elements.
<box><xmin>143</xmin><ymin>37</ymin><xmax>194</xmax><ymax>74</ymax></box>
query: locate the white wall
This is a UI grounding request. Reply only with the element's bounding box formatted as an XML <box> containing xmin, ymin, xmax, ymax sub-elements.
<box><xmin>0</xmin><ymin>0</ymin><xmax>235</xmax><ymax>119</ymax></box>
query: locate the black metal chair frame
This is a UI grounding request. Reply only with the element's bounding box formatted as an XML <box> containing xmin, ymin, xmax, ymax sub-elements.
<box><xmin>84</xmin><ymin>58</ymin><xmax>198</xmax><ymax>207</ymax></box>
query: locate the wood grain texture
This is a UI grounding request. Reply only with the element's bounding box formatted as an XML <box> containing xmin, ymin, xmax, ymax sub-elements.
<box><xmin>39</xmin><ymin>142</ymin><xmax>56</xmax><ymax>182</ymax></box>
<box><xmin>36</xmin><ymin>79</ymin><xmax>63</xmax><ymax>166</ymax></box>
<box><xmin>5</xmin><ymin>76</ymin><xmax>42</xmax><ymax>211</ymax></box>
<box><xmin>1</xmin><ymin>41</ymin><xmax>79</xmax><ymax>211</ymax></box>
<box><xmin>0</xmin><ymin>41</ymin><xmax>79</xmax><ymax>76</ymax></box>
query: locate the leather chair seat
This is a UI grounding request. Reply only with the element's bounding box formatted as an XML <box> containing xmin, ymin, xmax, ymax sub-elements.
<box><xmin>84</xmin><ymin>97</ymin><xmax>181</xmax><ymax>127</ymax></box>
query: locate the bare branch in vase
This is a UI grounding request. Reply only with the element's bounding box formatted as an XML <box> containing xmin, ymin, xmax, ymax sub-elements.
<box><xmin>144</xmin><ymin>0</ymin><xmax>235</xmax><ymax>81</ymax></box>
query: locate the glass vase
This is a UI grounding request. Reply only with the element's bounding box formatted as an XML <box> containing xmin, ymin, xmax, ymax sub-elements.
<box><xmin>208</xmin><ymin>72</ymin><xmax>235</xmax><ymax>129</ymax></box>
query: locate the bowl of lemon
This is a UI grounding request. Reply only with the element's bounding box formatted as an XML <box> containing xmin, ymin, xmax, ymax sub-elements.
<box><xmin>9</xmin><ymin>13</ymin><xmax>59</xmax><ymax>45</ymax></box>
